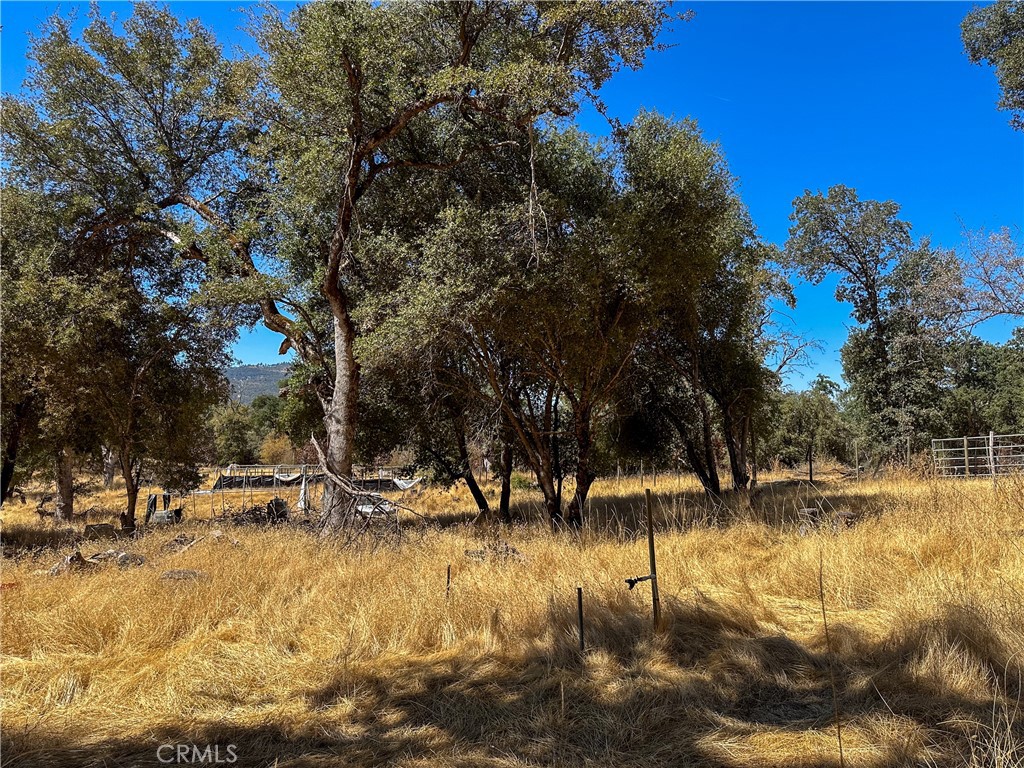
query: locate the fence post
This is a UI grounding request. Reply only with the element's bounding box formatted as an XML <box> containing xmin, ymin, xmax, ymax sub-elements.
<box><xmin>645</xmin><ymin>489</ymin><xmax>661</xmax><ymax>630</ymax></box>
<box><xmin>963</xmin><ymin>436</ymin><xmax>970</xmax><ymax>478</ymax></box>
<box><xmin>577</xmin><ymin>585</ymin><xmax>585</xmax><ymax>652</ymax></box>
<box><xmin>906</xmin><ymin>435</ymin><xmax>911</xmax><ymax>468</ymax></box>
<box><xmin>989</xmin><ymin>431</ymin><xmax>997</xmax><ymax>487</ymax></box>
<box><xmin>854</xmin><ymin>440</ymin><xmax>860</xmax><ymax>482</ymax></box>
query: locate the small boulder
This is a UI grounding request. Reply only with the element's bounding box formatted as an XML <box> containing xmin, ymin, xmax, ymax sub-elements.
<box><xmin>49</xmin><ymin>551</ymin><xmax>94</xmax><ymax>576</ymax></box>
<box><xmin>116</xmin><ymin>552</ymin><xmax>145</xmax><ymax>568</ymax></box>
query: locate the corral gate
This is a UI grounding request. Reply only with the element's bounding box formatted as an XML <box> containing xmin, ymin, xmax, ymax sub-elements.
<box><xmin>931</xmin><ymin>433</ymin><xmax>1024</xmax><ymax>477</ymax></box>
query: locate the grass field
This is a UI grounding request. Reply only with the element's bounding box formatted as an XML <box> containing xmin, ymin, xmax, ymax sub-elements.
<box><xmin>2</xmin><ymin>470</ymin><xmax>1023</xmax><ymax>767</ymax></box>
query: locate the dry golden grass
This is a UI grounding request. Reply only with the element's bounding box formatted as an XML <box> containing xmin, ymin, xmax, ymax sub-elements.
<box><xmin>2</xmin><ymin>470</ymin><xmax>1023</xmax><ymax>767</ymax></box>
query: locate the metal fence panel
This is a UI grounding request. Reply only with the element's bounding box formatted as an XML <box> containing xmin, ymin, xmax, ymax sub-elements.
<box><xmin>931</xmin><ymin>433</ymin><xmax>1024</xmax><ymax>477</ymax></box>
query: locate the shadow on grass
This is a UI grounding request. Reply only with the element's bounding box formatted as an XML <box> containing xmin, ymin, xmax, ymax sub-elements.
<box><xmin>5</xmin><ymin>594</ymin><xmax>1020</xmax><ymax>767</ymax></box>
<box><xmin>0</xmin><ymin>523</ymin><xmax>83</xmax><ymax>554</ymax></box>
<box><xmin>561</xmin><ymin>479</ymin><xmax>896</xmax><ymax>540</ymax></box>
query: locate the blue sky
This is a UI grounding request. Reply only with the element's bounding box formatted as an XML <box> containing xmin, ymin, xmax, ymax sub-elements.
<box><xmin>3</xmin><ymin>1</ymin><xmax>1022</xmax><ymax>388</ymax></box>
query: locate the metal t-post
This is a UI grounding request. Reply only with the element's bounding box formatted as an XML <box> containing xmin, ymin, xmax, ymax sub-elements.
<box><xmin>645</xmin><ymin>489</ymin><xmax>661</xmax><ymax>630</ymax></box>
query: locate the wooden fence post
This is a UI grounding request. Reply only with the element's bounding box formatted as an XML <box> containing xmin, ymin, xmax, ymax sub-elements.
<box><xmin>963</xmin><ymin>436</ymin><xmax>970</xmax><ymax>478</ymax></box>
<box><xmin>645</xmin><ymin>489</ymin><xmax>661</xmax><ymax>630</ymax></box>
<box><xmin>854</xmin><ymin>440</ymin><xmax>860</xmax><ymax>482</ymax></box>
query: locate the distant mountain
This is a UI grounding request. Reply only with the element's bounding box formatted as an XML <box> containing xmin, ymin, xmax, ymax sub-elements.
<box><xmin>224</xmin><ymin>363</ymin><xmax>291</xmax><ymax>404</ymax></box>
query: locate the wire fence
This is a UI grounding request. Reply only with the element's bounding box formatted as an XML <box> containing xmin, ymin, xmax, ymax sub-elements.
<box><xmin>931</xmin><ymin>433</ymin><xmax>1024</xmax><ymax>478</ymax></box>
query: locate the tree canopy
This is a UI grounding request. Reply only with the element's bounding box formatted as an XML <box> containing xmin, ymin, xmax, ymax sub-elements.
<box><xmin>963</xmin><ymin>1</ymin><xmax>1024</xmax><ymax>130</ymax></box>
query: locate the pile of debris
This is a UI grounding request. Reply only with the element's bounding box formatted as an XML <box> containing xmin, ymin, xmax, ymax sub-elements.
<box><xmin>229</xmin><ymin>498</ymin><xmax>290</xmax><ymax>527</ymax></box>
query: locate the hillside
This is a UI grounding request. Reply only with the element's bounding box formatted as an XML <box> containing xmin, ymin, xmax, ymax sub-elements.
<box><xmin>224</xmin><ymin>363</ymin><xmax>291</xmax><ymax>404</ymax></box>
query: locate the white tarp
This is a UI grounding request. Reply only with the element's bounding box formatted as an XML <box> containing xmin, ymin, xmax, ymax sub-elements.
<box><xmin>393</xmin><ymin>477</ymin><xmax>423</xmax><ymax>491</ymax></box>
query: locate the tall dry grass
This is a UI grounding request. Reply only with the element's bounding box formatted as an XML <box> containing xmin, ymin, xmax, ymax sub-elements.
<box><xmin>1</xmin><ymin>471</ymin><xmax>1023</xmax><ymax>767</ymax></box>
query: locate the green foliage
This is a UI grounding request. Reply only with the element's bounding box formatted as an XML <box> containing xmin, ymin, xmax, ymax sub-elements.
<box><xmin>211</xmin><ymin>406</ymin><xmax>260</xmax><ymax>466</ymax></box>
<box><xmin>0</xmin><ymin>184</ymin><xmax>230</xmax><ymax>503</ymax></box>
<box><xmin>0</xmin><ymin>189</ymin><xmax>122</xmax><ymax>491</ymax></box>
<box><xmin>250</xmin><ymin>395</ymin><xmax>284</xmax><ymax>439</ymax></box>
<box><xmin>963</xmin><ymin>1</ymin><xmax>1024</xmax><ymax>129</ymax></box>
<box><xmin>787</xmin><ymin>187</ymin><xmax>956</xmax><ymax>458</ymax></box>
<box><xmin>939</xmin><ymin>331</ymin><xmax>1024</xmax><ymax>436</ymax></box>
<box><xmin>760</xmin><ymin>376</ymin><xmax>852</xmax><ymax>468</ymax></box>
<box><xmin>787</xmin><ymin>185</ymin><xmax>911</xmax><ymax>326</ymax></box>
<box><xmin>3</xmin><ymin>1</ymin><xmax>674</xmax><ymax>519</ymax></box>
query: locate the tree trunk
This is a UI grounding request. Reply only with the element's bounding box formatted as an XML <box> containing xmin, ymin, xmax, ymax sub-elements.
<box><xmin>552</xmin><ymin>392</ymin><xmax>563</xmax><ymax>513</ymax></box>
<box><xmin>2</xmin><ymin>398</ymin><xmax>36</xmax><ymax>504</ymax></box>
<box><xmin>457</xmin><ymin>426</ymin><xmax>490</xmax><ymax>516</ymax></box>
<box><xmin>722</xmin><ymin>409</ymin><xmax>750</xmax><ymax>491</ymax></box>
<box><xmin>807</xmin><ymin>442</ymin><xmax>814</xmax><ymax>483</ymax></box>
<box><xmin>494</xmin><ymin>383</ymin><xmax>561</xmax><ymax>525</ymax></box>
<box><xmin>697</xmin><ymin>394</ymin><xmax>720</xmax><ymax>495</ymax></box>
<box><xmin>666</xmin><ymin>408</ymin><xmax>721</xmax><ymax>496</ymax></box>
<box><xmin>119</xmin><ymin>454</ymin><xmax>140</xmax><ymax>530</ymax></box>
<box><xmin>318</xmin><ymin>315</ymin><xmax>360</xmax><ymax>533</ymax></box>
<box><xmin>498</xmin><ymin>441</ymin><xmax>513</xmax><ymax>524</ymax></box>
<box><xmin>537</xmin><ymin>466</ymin><xmax>562</xmax><ymax>527</ymax></box>
<box><xmin>102</xmin><ymin>446</ymin><xmax>118</xmax><ymax>488</ymax></box>
<box><xmin>683</xmin><ymin>437</ymin><xmax>721</xmax><ymax>496</ymax></box>
<box><xmin>565</xmin><ymin>411</ymin><xmax>594</xmax><ymax>528</ymax></box>
<box><xmin>464</xmin><ymin>470</ymin><xmax>490</xmax><ymax>516</ymax></box>
<box><xmin>0</xmin><ymin>453</ymin><xmax>15</xmax><ymax>505</ymax></box>
<box><xmin>749</xmin><ymin>414</ymin><xmax>759</xmax><ymax>490</ymax></box>
<box><xmin>684</xmin><ymin>351</ymin><xmax>722</xmax><ymax>496</ymax></box>
<box><xmin>54</xmin><ymin>448</ymin><xmax>74</xmax><ymax>522</ymax></box>
<box><xmin>565</xmin><ymin>469</ymin><xmax>594</xmax><ymax>528</ymax></box>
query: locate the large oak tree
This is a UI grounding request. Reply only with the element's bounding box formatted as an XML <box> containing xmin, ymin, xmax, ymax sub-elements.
<box><xmin>3</xmin><ymin>2</ymin><xmax>670</xmax><ymax>533</ymax></box>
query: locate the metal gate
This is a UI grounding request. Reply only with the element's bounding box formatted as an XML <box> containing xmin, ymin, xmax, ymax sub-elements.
<box><xmin>931</xmin><ymin>433</ymin><xmax>1024</xmax><ymax>477</ymax></box>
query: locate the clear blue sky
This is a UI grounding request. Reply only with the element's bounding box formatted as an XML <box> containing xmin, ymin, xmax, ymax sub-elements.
<box><xmin>3</xmin><ymin>2</ymin><xmax>1021</xmax><ymax>388</ymax></box>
